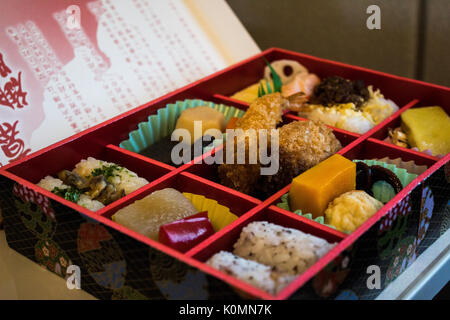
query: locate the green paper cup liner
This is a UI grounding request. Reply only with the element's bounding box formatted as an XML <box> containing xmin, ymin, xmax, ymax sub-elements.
<box><xmin>353</xmin><ymin>160</ymin><xmax>418</xmax><ymax>203</ymax></box>
<box><xmin>276</xmin><ymin>194</ymin><xmax>336</xmax><ymax>229</ymax></box>
<box><xmin>119</xmin><ymin>99</ymin><xmax>245</xmax><ymax>154</ymax></box>
<box><xmin>375</xmin><ymin>157</ymin><xmax>428</xmax><ymax>175</ymax></box>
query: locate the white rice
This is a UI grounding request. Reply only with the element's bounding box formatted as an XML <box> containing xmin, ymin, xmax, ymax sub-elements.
<box><xmin>233</xmin><ymin>221</ymin><xmax>336</xmax><ymax>275</ymax></box>
<box><xmin>77</xmin><ymin>194</ymin><xmax>105</xmax><ymax>212</ymax></box>
<box><xmin>206</xmin><ymin>251</ymin><xmax>294</xmax><ymax>295</ymax></box>
<box><xmin>206</xmin><ymin>221</ymin><xmax>336</xmax><ymax>295</ymax></box>
<box><xmin>37</xmin><ymin>176</ymin><xmax>105</xmax><ymax>212</ymax></box>
<box><xmin>37</xmin><ymin>176</ymin><xmax>68</xmax><ymax>192</ymax></box>
<box><xmin>73</xmin><ymin>157</ymin><xmax>149</xmax><ymax>194</ymax></box>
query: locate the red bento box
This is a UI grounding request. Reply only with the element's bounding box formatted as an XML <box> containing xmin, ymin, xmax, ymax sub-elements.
<box><xmin>0</xmin><ymin>48</ymin><xmax>449</xmax><ymax>300</ymax></box>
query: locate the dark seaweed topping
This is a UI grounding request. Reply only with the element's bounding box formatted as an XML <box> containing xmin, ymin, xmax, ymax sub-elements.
<box><xmin>310</xmin><ymin>76</ymin><xmax>370</xmax><ymax>108</ymax></box>
<box><xmin>52</xmin><ymin>186</ymin><xmax>82</xmax><ymax>203</ymax></box>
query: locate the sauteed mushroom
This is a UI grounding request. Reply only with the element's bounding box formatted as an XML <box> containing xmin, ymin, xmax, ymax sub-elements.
<box><xmin>96</xmin><ymin>184</ymin><xmax>125</xmax><ymax>205</ymax></box>
<box><xmin>88</xmin><ymin>175</ymin><xmax>108</xmax><ymax>199</ymax></box>
<box><xmin>57</xmin><ymin>170</ymin><xmax>90</xmax><ymax>189</ymax></box>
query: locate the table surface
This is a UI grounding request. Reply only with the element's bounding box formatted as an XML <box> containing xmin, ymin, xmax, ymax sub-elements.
<box><xmin>1</xmin><ymin>227</ymin><xmax>448</xmax><ymax>300</ymax></box>
<box><xmin>0</xmin><ymin>230</ymin><xmax>95</xmax><ymax>300</ymax></box>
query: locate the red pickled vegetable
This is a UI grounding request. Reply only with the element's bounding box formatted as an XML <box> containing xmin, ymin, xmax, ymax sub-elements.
<box><xmin>159</xmin><ymin>211</ymin><xmax>214</xmax><ymax>252</ymax></box>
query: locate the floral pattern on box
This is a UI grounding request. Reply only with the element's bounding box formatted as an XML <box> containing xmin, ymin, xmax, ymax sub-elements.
<box><xmin>313</xmin><ymin>247</ymin><xmax>354</xmax><ymax>297</ymax></box>
<box><xmin>35</xmin><ymin>239</ymin><xmax>72</xmax><ymax>278</ymax></box>
<box><xmin>149</xmin><ymin>250</ymin><xmax>208</xmax><ymax>299</ymax></box>
<box><xmin>77</xmin><ymin>223</ymin><xmax>129</xmax><ymax>292</ymax></box>
<box><xmin>385</xmin><ymin>235</ymin><xmax>417</xmax><ymax>285</ymax></box>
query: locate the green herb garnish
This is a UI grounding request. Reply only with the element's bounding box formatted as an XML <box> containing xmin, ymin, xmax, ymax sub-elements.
<box><xmin>91</xmin><ymin>164</ymin><xmax>122</xmax><ymax>180</ymax></box>
<box><xmin>52</xmin><ymin>186</ymin><xmax>82</xmax><ymax>203</ymax></box>
<box><xmin>258</xmin><ymin>59</ymin><xmax>283</xmax><ymax>98</ymax></box>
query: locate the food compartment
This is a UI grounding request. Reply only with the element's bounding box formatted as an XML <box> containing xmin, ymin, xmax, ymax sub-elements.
<box><xmin>368</xmin><ymin>101</ymin><xmax>450</xmax><ymax>158</ymax></box>
<box><xmin>100</xmin><ymin>170</ymin><xmax>261</xmax><ymax>254</ymax></box>
<box><xmin>116</xmin><ymin>95</ymin><xmax>250</xmax><ymax>167</ymax></box>
<box><xmin>263</xmin><ymin>137</ymin><xmax>438</xmax><ymax>236</ymax></box>
<box><xmin>342</xmin><ymin>138</ymin><xmax>439</xmax><ymax>168</ymax></box>
<box><xmin>367</xmin><ymin>100</ymin><xmax>419</xmax><ymax>141</ymax></box>
<box><xmin>5</xmin><ymin>143</ymin><xmax>173</xmax><ymax>214</ymax></box>
<box><xmin>189</xmin><ymin>205</ymin><xmax>344</xmax><ymax>299</ymax></box>
<box><xmin>209</xmin><ymin>48</ymin><xmax>446</xmax><ymax>110</ymax></box>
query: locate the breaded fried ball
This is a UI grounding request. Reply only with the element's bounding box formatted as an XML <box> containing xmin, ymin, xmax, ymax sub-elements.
<box><xmin>218</xmin><ymin>162</ymin><xmax>261</xmax><ymax>195</ymax></box>
<box><xmin>257</xmin><ymin>120</ymin><xmax>342</xmax><ymax>197</ymax></box>
<box><xmin>278</xmin><ymin>120</ymin><xmax>342</xmax><ymax>171</ymax></box>
<box><xmin>218</xmin><ymin>133</ymin><xmax>263</xmax><ymax>195</ymax></box>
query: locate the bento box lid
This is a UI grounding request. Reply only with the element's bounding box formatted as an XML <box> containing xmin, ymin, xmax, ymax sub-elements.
<box><xmin>0</xmin><ymin>0</ymin><xmax>260</xmax><ymax>167</ymax></box>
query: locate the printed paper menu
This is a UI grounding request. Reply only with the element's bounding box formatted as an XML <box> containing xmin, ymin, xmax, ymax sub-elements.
<box><xmin>0</xmin><ymin>0</ymin><xmax>248</xmax><ymax>166</ymax></box>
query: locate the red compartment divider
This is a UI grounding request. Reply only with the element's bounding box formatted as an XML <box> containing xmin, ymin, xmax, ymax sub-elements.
<box><xmin>180</xmin><ymin>172</ymin><xmax>261</xmax><ymax>208</ymax></box>
<box><xmin>356</xmin><ymin>99</ymin><xmax>419</xmax><ymax>140</ymax></box>
<box><xmin>367</xmin><ymin>100</ymin><xmax>419</xmax><ymax>141</ymax></box>
<box><xmin>282</xmin><ymin>113</ymin><xmax>309</xmax><ymax>122</ymax></box>
<box><xmin>106</xmin><ymin>144</ymin><xmax>176</xmax><ymax>171</ymax></box>
<box><xmin>341</xmin><ymin>138</ymin><xmax>439</xmax><ymax>167</ymax></box>
<box><xmin>95</xmin><ymin>149</ymin><xmax>196</xmax><ymax>217</ymax></box>
<box><xmin>213</xmin><ymin>93</ymin><xmax>297</xmax><ymax>116</ymax></box>
<box><xmin>103</xmin><ymin>144</ymin><xmax>175</xmax><ymax>174</ymax></box>
<box><xmin>283</xmin><ymin>113</ymin><xmax>361</xmax><ymax>138</ymax></box>
<box><xmin>212</xmin><ymin>94</ymin><xmax>250</xmax><ymax>109</ymax></box>
<box><xmin>99</xmin><ymin>145</ymin><xmax>191</xmax><ymax>216</ymax></box>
